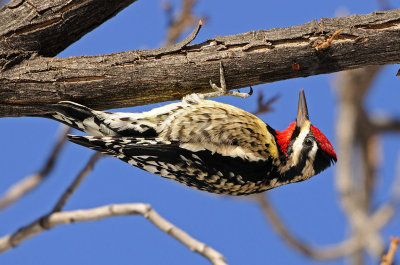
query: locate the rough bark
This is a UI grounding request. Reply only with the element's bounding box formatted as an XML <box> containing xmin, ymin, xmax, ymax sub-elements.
<box><xmin>1</xmin><ymin>4</ymin><xmax>400</xmax><ymax>117</ymax></box>
<box><xmin>0</xmin><ymin>0</ymin><xmax>137</xmax><ymax>70</ymax></box>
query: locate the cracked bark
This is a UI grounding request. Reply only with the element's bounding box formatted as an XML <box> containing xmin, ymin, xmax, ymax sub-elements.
<box><xmin>1</xmin><ymin>3</ymin><xmax>400</xmax><ymax>117</ymax></box>
<box><xmin>0</xmin><ymin>0</ymin><xmax>137</xmax><ymax>69</ymax></box>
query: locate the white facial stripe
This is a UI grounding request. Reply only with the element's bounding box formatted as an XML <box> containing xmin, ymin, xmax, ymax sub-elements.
<box><xmin>300</xmin><ymin>141</ymin><xmax>318</xmax><ymax>179</ymax></box>
<box><xmin>291</xmin><ymin>122</ymin><xmax>311</xmax><ymax>166</ymax></box>
<box><xmin>309</xmin><ymin>141</ymin><xmax>318</xmax><ymax>160</ymax></box>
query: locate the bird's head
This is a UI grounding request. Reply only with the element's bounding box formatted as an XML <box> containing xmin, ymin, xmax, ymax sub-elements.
<box><xmin>275</xmin><ymin>90</ymin><xmax>337</xmax><ymax>182</ymax></box>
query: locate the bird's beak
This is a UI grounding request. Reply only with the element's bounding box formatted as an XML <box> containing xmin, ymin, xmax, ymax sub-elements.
<box><xmin>296</xmin><ymin>89</ymin><xmax>309</xmax><ymax>128</ymax></box>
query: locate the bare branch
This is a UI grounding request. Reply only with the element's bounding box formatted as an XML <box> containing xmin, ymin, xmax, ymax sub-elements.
<box><xmin>3</xmin><ymin>9</ymin><xmax>400</xmax><ymax>117</ymax></box>
<box><xmin>335</xmin><ymin>66</ymin><xmax>386</xmax><ymax>263</ymax></box>
<box><xmin>370</xmin><ymin>154</ymin><xmax>400</xmax><ymax>231</ymax></box>
<box><xmin>0</xmin><ymin>125</ymin><xmax>70</xmax><ymax>210</ymax></box>
<box><xmin>380</xmin><ymin>237</ymin><xmax>399</xmax><ymax>265</ymax></box>
<box><xmin>255</xmin><ymin>194</ymin><xmax>365</xmax><ymax>259</ymax></box>
<box><xmin>149</xmin><ymin>19</ymin><xmax>202</xmax><ymax>56</ymax></box>
<box><xmin>164</xmin><ymin>0</ymin><xmax>204</xmax><ymax>45</ymax></box>
<box><xmin>252</xmin><ymin>93</ymin><xmax>280</xmax><ymax>116</ymax></box>
<box><xmin>1</xmin><ymin>4</ymin><xmax>226</xmax><ymax>265</ymax></box>
<box><xmin>51</xmin><ymin>152</ymin><xmax>102</xmax><ymax>213</ymax></box>
<box><xmin>0</xmin><ymin>203</ymin><xmax>227</xmax><ymax>265</ymax></box>
<box><xmin>0</xmin><ymin>0</ymin><xmax>137</xmax><ymax>70</ymax></box>
<box><xmin>0</xmin><ymin>135</ymin><xmax>226</xmax><ymax>264</ymax></box>
<box><xmin>373</xmin><ymin>117</ymin><xmax>400</xmax><ymax>132</ymax></box>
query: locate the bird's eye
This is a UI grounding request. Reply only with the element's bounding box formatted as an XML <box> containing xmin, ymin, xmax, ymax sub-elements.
<box><xmin>305</xmin><ymin>138</ymin><xmax>313</xmax><ymax>146</ymax></box>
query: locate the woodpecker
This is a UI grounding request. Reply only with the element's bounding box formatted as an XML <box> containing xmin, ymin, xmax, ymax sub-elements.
<box><xmin>42</xmin><ymin>64</ymin><xmax>337</xmax><ymax>195</ymax></box>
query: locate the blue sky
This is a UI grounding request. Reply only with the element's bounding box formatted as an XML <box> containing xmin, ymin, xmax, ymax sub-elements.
<box><xmin>1</xmin><ymin>0</ymin><xmax>399</xmax><ymax>264</ymax></box>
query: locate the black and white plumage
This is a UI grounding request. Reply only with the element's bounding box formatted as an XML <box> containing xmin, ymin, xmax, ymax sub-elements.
<box><xmin>40</xmin><ymin>66</ymin><xmax>337</xmax><ymax>195</ymax></box>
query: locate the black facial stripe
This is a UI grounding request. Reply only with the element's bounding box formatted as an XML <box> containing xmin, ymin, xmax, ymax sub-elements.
<box><xmin>280</xmin><ymin>149</ymin><xmax>309</xmax><ymax>182</ymax></box>
<box><xmin>290</xmin><ymin>126</ymin><xmax>300</xmax><ymax>141</ymax></box>
<box><xmin>313</xmin><ymin>145</ymin><xmax>335</xmax><ymax>174</ymax></box>
<box><xmin>265</xmin><ymin>123</ymin><xmax>277</xmax><ymax>137</ymax></box>
<box><xmin>284</xmin><ymin>127</ymin><xmax>304</xmax><ymax>158</ymax></box>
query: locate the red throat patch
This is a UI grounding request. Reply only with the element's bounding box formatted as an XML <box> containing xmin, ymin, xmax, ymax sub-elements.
<box><xmin>275</xmin><ymin>122</ymin><xmax>296</xmax><ymax>156</ymax></box>
<box><xmin>311</xmin><ymin>125</ymin><xmax>337</xmax><ymax>160</ymax></box>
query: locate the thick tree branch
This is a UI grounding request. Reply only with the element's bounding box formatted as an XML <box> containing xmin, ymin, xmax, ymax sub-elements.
<box><xmin>2</xmin><ymin>9</ymin><xmax>400</xmax><ymax>117</ymax></box>
<box><xmin>0</xmin><ymin>0</ymin><xmax>137</xmax><ymax>70</ymax></box>
<box><xmin>335</xmin><ymin>67</ymin><xmax>386</xmax><ymax>263</ymax></box>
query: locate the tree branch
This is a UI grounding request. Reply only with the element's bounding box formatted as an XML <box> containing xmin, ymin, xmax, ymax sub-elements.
<box><xmin>51</xmin><ymin>152</ymin><xmax>102</xmax><ymax>213</ymax></box>
<box><xmin>0</xmin><ymin>149</ymin><xmax>227</xmax><ymax>264</ymax></box>
<box><xmin>164</xmin><ymin>0</ymin><xmax>203</xmax><ymax>45</ymax></box>
<box><xmin>0</xmin><ymin>0</ymin><xmax>137</xmax><ymax>70</ymax></box>
<box><xmin>373</xmin><ymin>117</ymin><xmax>400</xmax><ymax>132</ymax></box>
<box><xmin>335</xmin><ymin>67</ymin><xmax>385</xmax><ymax>264</ymax></box>
<box><xmin>255</xmin><ymin>194</ymin><xmax>366</xmax><ymax>260</ymax></box>
<box><xmin>380</xmin><ymin>237</ymin><xmax>399</xmax><ymax>265</ymax></box>
<box><xmin>0</xmin><ymin>203</ymin><xmax>227</xmax><ymax>265</ymax></box>
<box><xmin>0</xmin><ymin>125</ymin><xmax>70</xmax><ymax>210</ymax></box>
<box><xmin>2</xmin><ymin>9</ymin><xmax>400</xmax><ymax>117</ymax></box>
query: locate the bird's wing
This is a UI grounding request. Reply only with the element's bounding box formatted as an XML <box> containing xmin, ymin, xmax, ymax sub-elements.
<box><xmin>68</xmin><ymin>135</ymin><xmax>274</xmax><ymax>195</ymax></box>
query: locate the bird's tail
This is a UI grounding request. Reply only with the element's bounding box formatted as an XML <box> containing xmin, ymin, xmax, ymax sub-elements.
<box><xmin>38</xmin><ymin>101</ymin><xmax>159</xmax><ymax>138</ymax></box>
<box><xmin>38</xmin><ymin>101</ymin><xmax>118</xmax><ymax>136</ymax></box>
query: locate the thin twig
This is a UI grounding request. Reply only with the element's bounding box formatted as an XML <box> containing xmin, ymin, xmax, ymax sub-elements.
<box><xmin>380</xmin><ymin>237</ymin><xmax>399</xmax><ymax>265</ymax></box>
<box><xmin>313</xmin><ymin>28</ymin><xmax>344</xmax><ymax>51</ymax></box>
<box><xmin>0</xmin><ymin>203</ymin><xmax>227</xmax><ymax>265</ymax></box>
<box><xmin>370</xmin><ymin>154</ymin><xmax>400</xmax><ymax>231</ymax></box>
<box><xmin>373</xmin><ymin>118</ymin><xmax>400</xmax><ymax>133</ymax></box>
<box><xmin>164</xmin><ymin>0</ymin><xmax>204</xmax><ymax>45</ymax></box>
<box><xmin>1</xmin><ymin>134</ymin><xmax>226</xmax><ymax>264</ymax></box>
<box><xmin>0</xmin><ymin>125</ymin><xmax>71</xmax><ymax>210</ymax></box>
<box><xmin>142</xmin><ymin>19</ymin><xmax>202</xmax><ymax>57</ymax></box>
<box><xmin>252</xmin><ymin>93</ymin><xmax>280</xmax><ymax>116</ymax></box>
<box><xmin>255</xmin><ymin>194</ymin><xmax>365</xmax><ymax>260</ymax></box>
<box><xmin>52</xmin><ymin>152</ymin><xmax>103</xmax><ymax>213</ymax></box>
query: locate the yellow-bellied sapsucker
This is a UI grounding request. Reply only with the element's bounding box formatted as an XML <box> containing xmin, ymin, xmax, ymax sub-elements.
<box><xmin>41</xmin><ymin>64</ymin><xmax>337</xmax><ymax>195</ymax></box>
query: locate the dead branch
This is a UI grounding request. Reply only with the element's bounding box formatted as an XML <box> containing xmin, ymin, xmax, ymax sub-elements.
<box><xmin>2</xmin><ymin>9</ymin><xmax>400</xmax><ymax>117</ymax></box>
<box><xmin>51</xmin><ymin>152</ymin><xmax>102</xmax><ymax>213</ymax></box>
<box><xmin>0</xmin><ymin>150</ymin><xmax>226</xmax><ymax>265</ymax></box>
<box><xmin>370</xmin><ymin>154</ymin><xmax>400</xmax><ymax>235</ymax></box>
<box><xmin>0</xmin><ymin>0</ymin><xmax>137</xmax><ymax>70</ymax></box>
<box><xmin>0</xmin><ymin>203</ymin><xmax>226</xmax><ymax>265</ymax></box>
<box><xmin>1</xmin><ymin>3</ymin><xmax>227</xmax><ymax>265</ymax></box>
<box><xmin>252</xmin><ymin>93</ymin><xmax>280</xmax><ymax>116</ymax></box>
<box><xmin>256</xmin><ymin>65</ymin><xmax>400</xmax><ymax>263</ymax></box>
<box><xmin>373</xmin><ymin>118</ymin><xmax>400</xmax><ymax>132</ymax></box>
<box><xmin>380</xmin><ymin>237</ymin><xmax>399</xmax><ymax>265</ymax></box>
<box><xmin>335</xmin><ymin>66</ymin><xmax>385</xmax><ymax>265</ymax></box>
<box><xmin>0</xmin><ymin>125</ymin><xmax>70</xmax><ymax>210</ymax></box>
<box><xmin>256</xmin><ymin>194</ymin><xmax>366</xmax><ymax>259</ymax></box>
<box><xmin>164</xmin><ymin>0</ymin><xmax>204</xmax><ymax>45</ymax></box>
